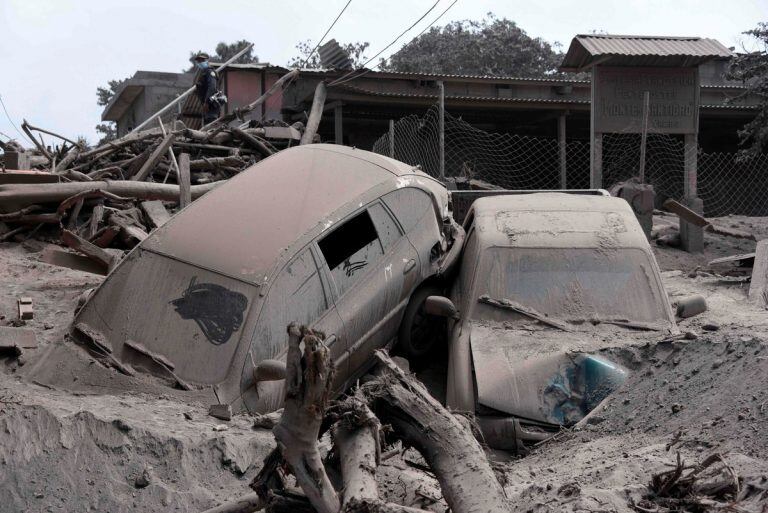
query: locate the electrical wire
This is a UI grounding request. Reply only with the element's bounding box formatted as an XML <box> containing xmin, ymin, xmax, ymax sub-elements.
<box><xmin>328</xmin><ymin>0</ymin><xmax>459</xmax><ymax>88</ymax></box>
<box><xmin>0</xmin><ymin>93</ymin><xmax>32</xmax><ymax>144</ymax></box>
<box><xmin>326</xmin><ymin>0</ymin><xmax>442</xmax><ymax>87</ymax></box>
<box><xmin>301</xmin><ymin>0</ymin><xmax>354</xmax><ymax>68</ymax></box>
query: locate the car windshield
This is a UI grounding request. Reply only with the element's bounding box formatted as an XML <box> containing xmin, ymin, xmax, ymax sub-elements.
<box><xmin>472</xmin><ymin>247</ymin><xmax>670</xmax><ymax>327</ymax></box>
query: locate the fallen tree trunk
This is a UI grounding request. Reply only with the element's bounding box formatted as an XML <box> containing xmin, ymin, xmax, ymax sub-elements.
<box><xmin>272</xmin><ymin>324</ymin><xmax>340</xmax><ymax>513</ymax></box>
<box><xmin>334</xmin><ymin>398</ymin><xmax>430</xmax><ymax>513</ymax></box>
<box><xmin>0</xmin><ymin>180</ymin><xmax>220</xmax><ymax>212</ymax></box>
<box><xmin>362</xmin><ymin>350</ymin><xmax>510</xmax><ymax>513</ymax></box>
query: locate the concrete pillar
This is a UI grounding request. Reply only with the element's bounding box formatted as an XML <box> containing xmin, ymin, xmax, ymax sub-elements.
<box><xmin>558</xmin><ymin>113</ymin><xmax>567</xmax><ymax>189</ymax></box>
<box><xmin>590</xmin><ymin>133</ymin><xmax>603</xmax><ymax>189</ymax></box>
<box><xmin>334</xmin><ymin>105</ymin><xmax>343</xmax><ymax>145</ymax></box>
<box><xmin>681</xmin><ymin>133</ymin><xmax>703</xmax><ymax>253</ymax></box>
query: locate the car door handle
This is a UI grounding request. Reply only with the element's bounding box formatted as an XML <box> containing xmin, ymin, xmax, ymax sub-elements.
<box><xmin>403</xmin><ymin>259</ymin><xmax>416</xmax><ymax>274</ymax></box>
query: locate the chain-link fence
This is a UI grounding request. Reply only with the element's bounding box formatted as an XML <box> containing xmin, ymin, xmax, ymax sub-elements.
<box><xmin>372</xmin><ymin>105</ymin><xmax>768</xmax><ymax>217</ymax></box>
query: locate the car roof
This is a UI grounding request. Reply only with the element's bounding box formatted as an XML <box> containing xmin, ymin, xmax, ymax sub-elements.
<box><xmin>468</xmin><ymin>193</ymin><xmax>650</xmax><ymax>249</ymax></box>
<box><xmin>142</xmin><ymin>144</ymin><xmax>440</xmax><ymax>284</ymax></box>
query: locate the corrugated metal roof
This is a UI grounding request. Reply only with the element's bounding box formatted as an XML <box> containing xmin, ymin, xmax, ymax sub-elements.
<box><xmin>336</xmin><ymin>84</ymin><xmax>590</xmax><ymax>105</ymax></box>
<box><xmin>299</xmin><ymin>68</ymin><xmax>591</xmax><ymax>85</ymax></box>
<box><xmin>561</xmin><ymin>34</ymin><xmax>732</xmax><ymax>71</ymax></box>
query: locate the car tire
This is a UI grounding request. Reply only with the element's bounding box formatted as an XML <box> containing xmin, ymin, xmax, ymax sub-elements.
<box><xmin>398</xmin><ymin>285</ymin><xmax>446</xmax><ymax>359</ymax></box>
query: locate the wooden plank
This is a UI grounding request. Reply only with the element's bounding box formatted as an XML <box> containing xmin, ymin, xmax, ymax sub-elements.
<box><xmin>140</xmin><ymin>200</ymin><xmax>171</xmax><ymax>229</ymax></box>
<box><xmin>662</xmin><ymin>198</ymin><xmax>709</xmax><ymax>227</ymax></box>
<box><xmin>61</xmin><ymin>229</ymin><xmax>114</xmax><ymax>270</ymax></box>
<box><xmin>0</xmin><ymin>326</ymin><xmax>37</xmax><ymax>349</ymax></box>
<box><xmin>748</xmin><ymin>240</ymin><xmax>768</xmax><ymax>308</ymax></box>
<box><xmin>708</xmin><ymin>252</ymin><xmax>755</xmax><ymax>267</ymax></box>
<box><xmin>41</xmin><ymin>246</ymin><xmax>108</xmax><ymax>275</ymax></box>
<box><xmin>178</xmin><ymin>153</ymin><xmax>191</xmax><ymax>209</ymax></box>
<box><xmin>131</xmin><ymin>133</ymin><xmax>175</xmax><ymax>181</ymax></box>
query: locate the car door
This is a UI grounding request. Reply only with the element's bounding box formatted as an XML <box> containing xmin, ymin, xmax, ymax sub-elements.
<box><xmin>241</xmin><ymin>245</ymin><xmax>345</xmax><ymax>413</ymax></box>
<box><xmin>316</xmin><ymin>202</ymin><xmax>418</xmax><ymax>382</ymax></box>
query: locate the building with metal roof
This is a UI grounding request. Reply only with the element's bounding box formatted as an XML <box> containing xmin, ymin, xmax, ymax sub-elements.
<box><xmin>560</xmin><ymin>34</ymin><xmax>733</xmax><ymax>71</ymax></box>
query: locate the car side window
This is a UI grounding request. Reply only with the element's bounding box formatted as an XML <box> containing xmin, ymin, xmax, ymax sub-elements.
<box><xmin>250</xmin><ymin>248</ymin><xmax>329</xmax><ymax>362</ymax></box>
<box><xmin>318</xmin><ymin>210</ymin><xmax>384</xmax><ymax>297</ymax></box>
<box><xmin>382</xmin><ymin>188</ymin><xmax>433</xmax><ymax>234</ymax></box>
<box><xmin>368</xmin><ymin>202</ymin><xmax>402</xmax><ymax>250</ymax></box>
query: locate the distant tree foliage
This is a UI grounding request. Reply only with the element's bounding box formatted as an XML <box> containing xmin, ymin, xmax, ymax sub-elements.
<box><xmin>96</xmin><ymin>78</ymin><xmax>128</xmax><ymax>107</ymax></box>
<box><xmin>380</xmin><ymin>13</ymin><xmax>562</xmax><ymax>77</ymax></box>
<box><xmin>727</xmin><ymin>22</ymin><xmax>768</xmax><ymax>157</ymax></box>
<box><xmin>188</xmin><ymin>39</ymin><xmax>260</xmax><ymax>67</ymax></box>
<box><xmin>287</xmin><ymin>40</ymin><xmax>370</xmax><ymax>69</ymax></box>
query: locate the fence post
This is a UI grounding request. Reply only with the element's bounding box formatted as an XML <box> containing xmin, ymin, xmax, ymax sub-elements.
<box><xmin>558</xmin><ymin>113</ymin><xmax>567</xmax><ymax>189</ymax></box>
<box><xmin>438</xmin><ymin>81</ymin><xmax>445</xmax><ymax>182</ymax></box>
<box><xmin>388</xmin><ymin>119</ymin><xmax>395</xmax><ymax>158</ymax></box>
<box><xmin>638</xmin><ymin>91</ymin><xmax>650</xmax><ymax>182</ymax></box>
<box><xmin>680</xmin><ymin>133</ymin><xmax>703</xmax><ymax>252</ymax></box>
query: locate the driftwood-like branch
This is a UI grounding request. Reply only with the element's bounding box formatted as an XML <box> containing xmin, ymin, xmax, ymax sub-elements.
<box><xmin>23</xmin><ymin>120</ymin><xmax>84</xmax><ymax>149</ymax></box>
<box><xmin>272</xmin><ymin>324</ymin><xmax>339</xmax><ymax>513</ymax></box>
<box><xmin>132</xmin><ymin>133</ymin><xmax>176</xmax><ymax>181</ymax></box>
<box><xmin>21</xmin><ymin>120</ymin><xmax>52</xmax><ymax>161</ymax></box>
<box><xmin>198</xmin><ymin>493</ymin><xmax>264</xmax><ymax>513</ymax></box>
<box><xmin>300</xmin><ymin>82</ymin><xmax>327</xmax><ymax>145</ymax></box>
<box><xmin>231</xmin><ymin>128</ymin><xmax>273</xmax><ymax>157</ymax></box>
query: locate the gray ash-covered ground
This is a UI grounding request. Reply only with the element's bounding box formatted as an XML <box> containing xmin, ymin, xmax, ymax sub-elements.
<box><xmin>1</xmin><ymin>215</ymin><xmax>767</xmax><ymax>512</ymax></box>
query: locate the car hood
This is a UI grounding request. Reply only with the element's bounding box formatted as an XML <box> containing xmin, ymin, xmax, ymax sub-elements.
<box><xmin>469</xmin><ymin>321</ymin><xmax>638</xmax><ymax>425</ymax></box>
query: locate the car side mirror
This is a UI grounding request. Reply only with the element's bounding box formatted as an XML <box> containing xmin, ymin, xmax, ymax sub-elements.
<box><xmin>253</xmin><ymin>359</ymin><xmax>287</xmax><ymax>382</ymax></box>
<box><xmin>425</xmin><ymin>296</ymin><xmax>459</xmax><ymax>319</ymax></box>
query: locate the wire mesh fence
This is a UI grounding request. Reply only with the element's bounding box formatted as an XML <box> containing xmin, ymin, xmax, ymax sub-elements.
<box><xmin>372</xmin><ymin>104</ymin><xmax>768</xmax><ymax>217</ymax></box>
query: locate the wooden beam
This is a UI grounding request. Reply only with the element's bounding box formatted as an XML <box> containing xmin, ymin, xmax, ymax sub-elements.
<box><xmin>178</xmin><ymin>153</ymin><xmax>191</xmax><ymax>209</ymax></box>
<box><xmin>749</xmin><ymin>240</ymin><xmax>768</xmax><ymax>308</ymax></box>
<box><xmin>131</xmin><ymin>133</ymin><xmax>176</xmax><ymax>181</ymax></box>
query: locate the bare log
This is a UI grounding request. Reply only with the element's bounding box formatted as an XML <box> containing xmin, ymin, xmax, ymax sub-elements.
<box><xmin>78</xmin><ymin>130</ymin><xmax>161</xmax><ymax>161</ymax></box>
<box><xmin>231</xmin><ymin>128</ymin><xmax>273</xmax><ymax>157</ymax></box>
<box><xmin>362</xmin><ymin>350</ymin><xmax>510</xmax><ymax>513</ymax></box>
<box><xmin>61</xmin><ymin>229</ymin><xmax>115</xmax><ymax>270</ymax></box>
<box><xmin>54</xmin><ymin>147</ymin><xmax>81</xmax><ymax>173</ymax></box>
<box><xmin>198</xmin><ymin>493</ymin><xmax>264</xmax><ymax>513</ymax></box>
<box><xmin>0</xmin><ymin>180</ymin><xmax>220</xmax><ymax>212</ymax></box>
<box><xmin>272</xmin><ymin>324</ymin><xmax>340</xmax><ymax>513</ymax></box>
<box><xmin>189</xmin><ymin>156</ymin><xmax>246</xmax><ymax>170</ymax></box>
<box><xmin>300</xmin><ymin>82</ymin><xmax>327</xmax><ymax>145</ymax></box>
<box><xmin>132</xmin><ymin>133</ymin><xmax>176</xmax><ymax>181</ymax></box>
<box><xmin>178</xmin><ymin>153</ymin><xmax>192</xmax><ymax>209</ymax></box>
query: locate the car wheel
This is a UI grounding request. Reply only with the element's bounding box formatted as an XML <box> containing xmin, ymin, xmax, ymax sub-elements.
<box><xmin>398</xmin><ymin>285</ymin><xmax>446</xmax><ymax>358</ymax></box>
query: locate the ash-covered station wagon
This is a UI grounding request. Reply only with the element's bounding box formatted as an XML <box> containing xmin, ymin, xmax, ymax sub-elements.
<box><xmin>72</xmin><ymin>144</ymin><xmax>462</xmax><ymax>412</ymax></box>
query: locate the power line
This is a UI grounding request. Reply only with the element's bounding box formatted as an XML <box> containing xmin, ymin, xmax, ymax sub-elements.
<box><xmin>327</xmin><ymin>0</ymin><xmax>443</xmax><ymax>87</ymax></box>
<box><xmin>301</xmin><ymin>0</ymin><xmax>353</xmax><ymax>68</ymax></box>
<box><xmin>0</xmin><ymin>93</ymin><xmax>32</xmax><ymax>144</ymax></box>
<box><xmin>329</xmin><ymin>0</ymin><xmax>459</xmax><ymax>88</ymax></box>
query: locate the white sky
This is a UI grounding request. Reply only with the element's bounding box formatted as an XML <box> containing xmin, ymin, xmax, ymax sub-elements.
<box><xmin>1</xmin><ymin>0</ymin><xmax>765</xmax><ymax>145</ymax></box>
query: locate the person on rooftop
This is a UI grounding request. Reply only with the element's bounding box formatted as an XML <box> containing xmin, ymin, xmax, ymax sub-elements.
<box><xmin>192</xmin><ymin>52</ymin><xmax>220</xmax><ymax>125</ymax></box>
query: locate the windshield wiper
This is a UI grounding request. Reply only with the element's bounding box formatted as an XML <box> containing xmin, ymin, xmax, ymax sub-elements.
<box><xmin>478</xmin><ymin>295</ymin><xmax>572</xmax><ymax>332</ymax></box>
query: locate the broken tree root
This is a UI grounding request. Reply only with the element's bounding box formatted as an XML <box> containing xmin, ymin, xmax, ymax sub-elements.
<box><xmin>359</xmin><ymin>350</ymin><xmax>510</xmax><ymax>513</ymax></box>
<box><xmin>272</xmin><ymin>324</ymin><xmax>339</xmax><ymax>513</ymax></box>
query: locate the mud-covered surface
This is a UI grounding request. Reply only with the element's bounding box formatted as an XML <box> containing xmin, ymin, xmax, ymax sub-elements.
<box><xmin>1</xmin><ymin>215</ymin><xmax>768</xmax><ymax>512</ymax></box>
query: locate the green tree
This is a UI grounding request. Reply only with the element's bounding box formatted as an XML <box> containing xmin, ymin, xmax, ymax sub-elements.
<box><xmin>95</xmin><ymin>78</ymin><xmax>127</xmax><ymax>145</ymax></box>
<box><xmin>727</xmin><ymin>22</ymin><xmax>768</xmax><ymax>157</ymax></box>
<box><xmin>287</xmin><ymin>40</ymin><xmax>370</xmax><ymax>69</ymax></box>
<box><xmin>380</xmin><ymin>13</ymin><xmax>562</xmax><ymax>77</ymax></box>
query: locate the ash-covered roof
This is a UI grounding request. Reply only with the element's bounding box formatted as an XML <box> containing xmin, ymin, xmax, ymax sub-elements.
<box><xmin>561</xmin><ymin>34</ymin><xmax>732</xmax><ymax>71</ymax></box>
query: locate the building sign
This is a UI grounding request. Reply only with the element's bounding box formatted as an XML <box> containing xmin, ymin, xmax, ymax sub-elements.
<box><xmin>593</xmin><ymin>66</ymin><xmax>699</xmax><ymax>134</ymax></box>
